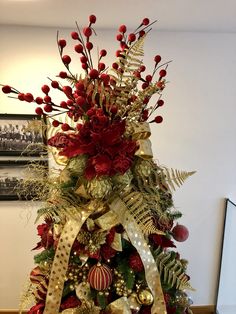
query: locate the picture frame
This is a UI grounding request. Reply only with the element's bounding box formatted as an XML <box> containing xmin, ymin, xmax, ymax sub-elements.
<box><xmin>0</xmin><ymin>159</ymin><xmax>48</xmax><ymax>200</ymax></box>
<box><xmin>0</xmin><ymin>114</ymin><xmax>46</xmax><ymax>156</ymax></box>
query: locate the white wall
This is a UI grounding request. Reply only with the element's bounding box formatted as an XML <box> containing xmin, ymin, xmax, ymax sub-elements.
<box><xmin>0</xmin><ymin>25</ymin><xmax>236</xmax><ymax>308</ymax></box>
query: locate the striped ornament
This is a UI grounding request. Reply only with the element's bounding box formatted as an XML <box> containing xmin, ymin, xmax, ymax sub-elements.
<box><xmin>87</xmin><ymin>263</ymin><xmax>113</xmax><ymax>290</ymax></box>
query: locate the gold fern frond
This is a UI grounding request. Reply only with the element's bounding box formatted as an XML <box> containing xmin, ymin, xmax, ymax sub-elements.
<box><xmin>159</xmin><ymin>167</ymin><xmax>196</xmax><ymax>192</ymax></box>
<box><xmin>121</xmin><ymin>191</ymin><xmax>164</xmax><ymax>235</ymax></box>
<box><xmin>154</xmin><ymin>247</ymin><xmax>194</xmax><ymax>291</ymax></box>
<box><xmin>108</xmin><ymin>36</ymin><xmax>145</xmax><ymax>115</ymax></box>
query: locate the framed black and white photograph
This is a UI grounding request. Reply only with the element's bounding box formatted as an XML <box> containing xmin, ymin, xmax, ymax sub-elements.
<box><xmin>0</xmin><ymin>114</ymin><xmax>46</xmax><ymax>156</ymax></box>
<box><xmin>0</xmin><ymin>160</ymin><xmax>48</xmax><ymax>200</ymax></box>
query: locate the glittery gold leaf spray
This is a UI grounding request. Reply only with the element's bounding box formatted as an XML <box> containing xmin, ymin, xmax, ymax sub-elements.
<box><xmin>158</xmin><ymin>167</ymin><xmax>196</xmax><ymax>192</ymax></box>
<box><xmin>121</xmin><ymin>190</ymin><xmax>164</xmax><ymax>236</ymax></box>
<box><xmin>77</xmin><ymin>229</ymin><xmax>108</xmax><ymax>253</ymax></box>
<box><xmin>153</xmin><ymin>247</ymin><xmax>194</xmax><ymax>291</ymax></box>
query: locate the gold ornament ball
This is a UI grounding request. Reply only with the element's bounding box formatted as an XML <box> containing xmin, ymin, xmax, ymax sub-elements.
<box><xmin>137</xmin><ymin>289</ymin><xmax>154</xmax><ymax>305</ymax></box>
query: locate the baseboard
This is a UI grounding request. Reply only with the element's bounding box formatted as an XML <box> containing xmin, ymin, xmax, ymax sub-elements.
<box><xmin>0</xmin><ymin>305</ymin><xmax>216</xmax><ymax>314</ymax></box>
<box><xmin>191</xmin><ymin>305</ymin><xmax>215</xmax><ymax>314</ymax></box>
<box><xmin>0</xmin><ymin>311</ymin><xmax>27</xmax><ymax>314</ymax></box>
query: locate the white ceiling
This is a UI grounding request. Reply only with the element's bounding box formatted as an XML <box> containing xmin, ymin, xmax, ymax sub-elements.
<box><xmin>0</xmin><ymin>0</ymin><xmax>236</xmax><ymax>33</ymax></box>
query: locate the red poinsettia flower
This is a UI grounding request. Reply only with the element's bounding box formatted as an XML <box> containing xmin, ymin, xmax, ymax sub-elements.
<box><xmin>32</xmin><ymin>222</ymin><xmax>54</xmax><ymax>250</ymax></box>
<box><xmin>48</xmin><ymin>111</ymin><xmax>138</xmax><ymax>179</ymax></box>
<box><xmin>47</xmin><ymin>132</ymin><xmax>74</xmax><ymax>148</ymax></box>
<box><xmin>60</xmin><ymin>295</ymin><xmax>81</xmax><ymax>310</ymax></box>
<box><xmin>113</xmin><ymin>155</ymin><xmax>132</xmax><ymax>174</ymax></box>
<box><xmin>101</xmin><ymin>244</ymin><xmax>117</xmax><ymax>260</ymax></box>
<box><xmin>91</xmin><ymin>154</ymin><xmax>112</xmax><ymax>176</ymax></box>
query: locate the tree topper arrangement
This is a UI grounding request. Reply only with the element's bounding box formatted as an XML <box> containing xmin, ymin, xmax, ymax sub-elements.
<box><xmin>2</xmin><ymin>14</ymin><xmax>195</xmax><ymax>314</ymax></box>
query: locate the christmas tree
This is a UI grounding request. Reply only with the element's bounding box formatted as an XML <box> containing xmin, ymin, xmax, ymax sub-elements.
<box><xmin>2</xmin><ymin>15</ymin><xmax>195</xmax><ymax>314</ymax></box>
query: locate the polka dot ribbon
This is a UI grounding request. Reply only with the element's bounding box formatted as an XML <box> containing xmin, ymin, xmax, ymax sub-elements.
<box><xmin>109</xmin><ymin>197</ymin><xmax>167</xmax><ymax>314</ymax></box>
<box><xmin>44</xmin><ymin>206</ymin><xmax>95</xmax><ymax>314</ymax></box>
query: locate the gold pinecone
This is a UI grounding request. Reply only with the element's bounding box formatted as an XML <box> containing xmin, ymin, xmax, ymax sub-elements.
<box><xmin>112</xmin><ymin>170</ymin><xmax>133</xmax><ymax>190</ymax></box>
<box><xmin>133</xmin><ymin>159</ymin><xmax>156</xmax><ymax>178</ymax></box>
<box><xmin>85</xmin><ymin>178</ymin><xmax>112</xmax><ymax>199</ymax></box>
<box><xmin>65</xmin><ymin>155</ymin><xmax>87</xmax><ymax>177</ymax></box>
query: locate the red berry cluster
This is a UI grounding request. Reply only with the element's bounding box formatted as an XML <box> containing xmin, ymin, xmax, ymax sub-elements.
<box><xmin>1</xmin><ymin>14</ymin><xmax>169</xmax><ymax>129</ymax></box>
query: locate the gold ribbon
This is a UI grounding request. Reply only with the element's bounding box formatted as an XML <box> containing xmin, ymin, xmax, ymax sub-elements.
<box><xmin>43</xmin><ymin>204</ymin><xmax>96</xmax><ymax>314</ymax></box>
<box><xmin>109</xmin><ymin>197</ymin><xmax>167</xmax><ymax>314</ymax></box>
<box><xmin>131</xmin><ymin>122</ymin><xmax>151</xmax><ymax>140</ymax></box>
<box><xmin>106</xmin><ymin>297</ymin><xmax>132</xmax><ymax>314</ymax></box>
<box><xmin>131</xmin><ymin>122</ymin><xmax>153</xmax><ymax>159</ymax></box>
<box><xmin>135</xmin><ymin>138</ymin><xmax>153</xmax><ymax>159</ymax></box>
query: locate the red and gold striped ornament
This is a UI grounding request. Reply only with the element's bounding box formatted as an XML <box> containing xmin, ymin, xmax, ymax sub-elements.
<box><xmin>87</xmin><ymin>262</ymin><xmax>113</xmax><ymax>290</ymax></box>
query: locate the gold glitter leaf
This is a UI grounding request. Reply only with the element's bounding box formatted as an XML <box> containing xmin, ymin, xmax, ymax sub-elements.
<box><xmin>154</xmin><ymin>247</ymin><xmax>194</xmax><ymax>291</ymax></box>
<box><xmin>159</xmin><ymin>167</ymin><xmax>196</xmax><ymax>192</ymax></box>
<box><xmin>121</xmin><ymin>190</ymin><xmax>164</xmax><ymax>236</ymax></box>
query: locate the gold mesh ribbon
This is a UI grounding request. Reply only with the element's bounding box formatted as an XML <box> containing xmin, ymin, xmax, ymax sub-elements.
<box><xmin>106</xmin><ymin>296</ymin><xmax>132</xmax><ymax>313</ymax></box>
<box><xmin>44</xmin><ymin>205</ymin><xmax>95</xmax><ymax>314</ymax></box>
<box><xmin>109</xmin><ymin>197</ymin><xmax>167</xmax><ymax>314</ymax></box>
<box><xmin>131</xmin><ymin>122</ymin><xmax>153</xmax><ymax>159</ymax></box>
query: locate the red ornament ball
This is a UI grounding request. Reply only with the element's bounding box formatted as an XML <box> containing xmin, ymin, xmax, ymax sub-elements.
<box><xmin>172</xmin><ymin>224</ymin><xmax>189</xmax><ymax>242</ymax></box>
<box><xmin>82</xmin><ymin>63</ymin><xmax>88</xmax><ymax>70</ymax></box>
<box><xmin>80</xmin><ymin>56</ymin><xmax>88</xmax><ymax>63</ymax></box>
<box><xmin>112</xmin><ymin>62</ymin><xmax>119</xmax><ymax>70</ymax></box>
<box><xmin>51</xmin><ymin>81</ymin><xmax>59</xmax><ymax>89</ymax></box>
<box><xmin>139</xmin><ymin>30</ymin><xmax>146</xmax><ymax>37</ymax></box>
<box><xmin>83</xmin><ymin>27</ymin><xmax>92</xmax><ymax>37</ymax></box>
<box><xmin>59</xmin><ymin>71</ymin><xmax>67</xmax><ymax>79</ymax></box>
<box><xmin>142</xmin><ymin>18</ymin><xmax>150</xmax><ymax>26</ymax></box>
<box><xmin>86</xmin><ymin>42</ymin><xmax>93</xmax><ymax>50</ymax></box>
<box><xmin>119</xmin><ymin>24</ymin><xmax>127</xmax><ymax>33</ymax></box>
<box><xmin>58</xmin><ymin>39</ymin><xmax>66</xmax><ymax>48</ymax></box>
<box><xmin>44</xmin><ymin>104</ymin><xmax>52</xmax><ymax>112</ymax></box>
<box><xmin>62</xmin><ymin>55</ymin><xmax>71</xmax><ymax>65</ymax></box>
<box><xmin>71</xmin><ymin>32</ymin><xmax>79</xmax><ymax>40</ymax></box>
<box><xmin>44</xmin><ymin>95</ymin><xmax>51</xmax><ymax>104</ymax></box>
<box><xmin>128</xmin><ymin>33</ymin><xmax>136</xmax><ymax>42</ymax></box>
<box><xmin>2</xmin><ymin>85</ymin><xmax>11</xmax><ymax>93</ymax></box>
<box><xmin>89</xmin><ymin>69</ymin><xmax>99</xmax><ymax>79</ymax></box>
<box><xmin>157</xmin><ymin>99</ymin><xmax>164</xmax><ymax>107</ymax></box>
<box><xmin>61</xmin><ymin>123</ymin><xmax>70</xmax><ymax>131</ymax></box>
<box><xmin>154</xmin><ymin>116</ymin><xmax>163</xmax><ymax>123</ymax></box>
<box><xmin>52</xmin><ymin>120</ymin><xmax>60</xmax><ymax>127</ymax></box>
<box><xmin>88</xmin><ymin>263</ymin><xmax>113</xmax><ymax>291</ymax></box>
<box><xmin>98</xmin><ymin>62</ymin><xmax>106</xmax><ymax>71</ymax></box>
<box><xmin>24</xmin><ymin>93</ymin><xmax>34</xmax><ymax>102</ymax></box>
<box><xmin>41</xmin><ymin>85</ymin><xmax>50</xmax><ymax>94</ymax></box>
<box><xmin>60</xmin><ymin>101</ymin><xmax>68</xmax><ymax>108</ymax></box>
<box><xmin>145</xmin><ymin>75</ymin><xmax>152</xmax><ymax>82</ymax></box>
<box><xmin>35</xmin><ymin>97</ymin><xmax>43</xmax><ymax>104</ymax></box>
<box><xmin>100</xmin><ymin>49</ymin><xmax>107</xmax><ymax>57</ymax></box>
<box><xmin>154</xmin><ymin>55</ymin><xmax>161</xmax><ymax>63</ymax></box>
<box><xmin>116</xmin><ymin>34</ymin><xmax>123</xmax><ymax>41</ymax></box>
<box><xmin>18</xmin><ymin>93</ymin><xmax>25</xmax><ymax>101</ymax></box>
<box><xmin>89</xmin><ymin>14</ymin><xmax>97</xmax><ymax>24</ymax></box>
<box><xmin>35</xmin><ymin>107</ymin><xmax>43</xmax><ymax>115</ymax></box>
<box><xmin>159</xmin><ymin>69</ymin><xmax>167</xmax><ymax>77</ymax></box>
<box><xmin>74</xmin><ymin>44</ymin><xmax>83</xmax><ymax>53</ymax></box>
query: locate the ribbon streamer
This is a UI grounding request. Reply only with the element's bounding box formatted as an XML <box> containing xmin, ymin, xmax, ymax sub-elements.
<box><xmin>109</xmin><ymin>197</ymin><xmax>167</xmax><ymax>314</ymax></box>
<box><xmin>106</xmin><ymin>297</ymin><xmax>132</xmax><ymax>314</ymax></box>
<box><xmin>44</xmin><ymin>205</ymin><xmax>95</xmax><ymax>314</ymax></box>
<box><xmin>131</xmin><ymin>122</ymin><xmax>153</xmax><ymax>159</ymax></box>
